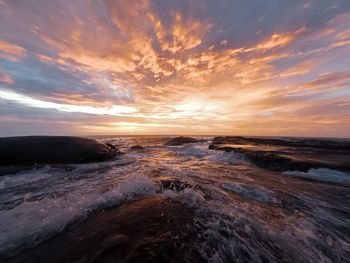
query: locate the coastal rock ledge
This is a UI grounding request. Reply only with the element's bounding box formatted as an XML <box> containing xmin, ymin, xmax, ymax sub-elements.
<box><xmin>165</xmin><ymin>136</ymin><xmax>198</xmax><ymax>146</ymax></box>
<box><xmin>0</xmin><ymin>136</ymin><xmax>119</xmax><ymax>166</ymax></box>
<box><xmin>209</xmin><ymin>136</ymin><xmax>350</xmax><ymax>172</ymax></box>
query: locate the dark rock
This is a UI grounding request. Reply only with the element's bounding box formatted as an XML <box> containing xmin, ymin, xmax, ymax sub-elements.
<box><xmin>106</xmin><ymin>143</ymin><xmax>121</xmax><ymax>154</ymax></box>
<box><xmin>157</xmin><ymin>176</ymin><xmax>193</xmax><ymax>192</ymax></box>
<box><xmin>3</xmin><ymin>197</ymin><xmax>203</xmax><ymax>263</ymax></box>
<box><xmin>211</xmin><ymin>136</ymin><xmax>246</xmax><ymax>145</ymax></box>
<box><xmin>130</xmin><ymin>145</ymin><xmax>144</xmax><ymax>150</ymax></box>
<box><xmin>105</xmin><ymin>143</ymin><xmax>116</xmax><ymax>150</ymax></box>
<box><xmin>209</xmin><ymin>136</ymin><xmax>350</xmax><ymax>172</ymax></box>
<box><xmin>165</xmin><ymin>136</ymin><xmax>198</xmax><ymax>146</ymax></box>
<box><xmin>211</xmin><ymin>136</ymin><xmax>350</xmax><ymax>150</ymax></box>
<box><xmin>0</xmin><ymin>136</ymin><xmax>119</xmax><ymax>167</ymax></box>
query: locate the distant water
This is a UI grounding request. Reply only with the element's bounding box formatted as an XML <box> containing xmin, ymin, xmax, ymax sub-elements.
<box><xmin>0</xmin><ymin>136</ymin><xmax>350</xmax><ymax>262</ymax></box>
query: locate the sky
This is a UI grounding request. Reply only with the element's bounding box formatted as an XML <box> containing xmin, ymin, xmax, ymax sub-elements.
<box><xmin>0</xmin><ymin>0</ymin><xmax>350</xmax><ymax>137</ymax></box>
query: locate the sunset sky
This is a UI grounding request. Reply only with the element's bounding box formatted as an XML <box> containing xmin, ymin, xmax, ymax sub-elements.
<box><xmin>0</xmin><ymin>0</ymin><xmax>350</xmax><ymax>137</ymax></box>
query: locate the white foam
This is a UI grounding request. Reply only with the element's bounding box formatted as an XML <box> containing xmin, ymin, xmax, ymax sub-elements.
<box><xmin>284</xmin><ymin>168</ymin><xmax>350</xmax><ymax>184</ymax></box>
<box><xmin>222</xmin><ymin>182</ymin><xmax>279</xmax><ymax>203</ymax></box>
<box><xmin>0</xmin><ymin>165</ymin><xmax>54</xmax><ymax>190</ymax></box>
<box><xmin>168</xmin><ymin>143</ymin><xmax>250</xmax><ymax>166</ymax></box>
<box><xmin>169</xmin><ymin>186</ymin><xmax>343</xmax><ymax>263</ymax></box>
<box><xmin>0</xmin><ymin>175</ymin><xmax>156</xmax><ymax>255</ymax></box>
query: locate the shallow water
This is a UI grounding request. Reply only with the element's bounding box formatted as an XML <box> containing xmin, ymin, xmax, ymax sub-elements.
<box><xmin>0</xmin><ymin>136</ymin><xmax>349</xmax><ymax>262</ymax></box>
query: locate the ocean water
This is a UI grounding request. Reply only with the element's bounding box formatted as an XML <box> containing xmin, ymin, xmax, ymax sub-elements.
<box><xmin>0</xmin><ymin>136</ymin><xmax>349</xmax><ymax>262</ymax></box>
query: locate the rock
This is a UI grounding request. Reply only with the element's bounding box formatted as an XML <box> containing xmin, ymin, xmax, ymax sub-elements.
<box><xmin>3</xmin><ymin>197</ymin><xmax>202</xmax><ymax>263</ymax></box>
<box><xmin>0</xmin><ymin>136</ymin><xmax>119</xmax><ymax>167</ymax></box>
<box><xmin>105</xmin><ymin>143</ymin><xmax>116</xmax><ymax>150</ymax></box>
<box><xmin>106</xmin><ymin>143</ymin><xmax>121</xmax><ymax>154</ymax></box>
<box><xmin>165</xmin><ymin>136</ymin><xmax>198</xmax><ymax>146</ymax></box>
<box><xmin>130</xmin><ymin>145</ymin><xmax>144</xmax><ymax>150</ymax></box>
<box><xmin>211</xmin><ymin>136</ymin><xmax>350</xmax><ymax>150</ymax></box>
<box><xmin>211</xmin><ymin>136</ymin><xmax>246</xmax><ymax>145</ymax></box>
<box><xmin>157</xmin><ymin>176</ymin><xmax>193</xmax><ymax>192</ymax></box>
<box><xmin>209</xmin><ymin>136</ymin><xmax>350</xmax><ymax>172</ymax></box>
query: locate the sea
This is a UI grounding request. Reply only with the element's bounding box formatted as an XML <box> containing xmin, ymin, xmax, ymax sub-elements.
<box><xmin>0</xmin><ymin>136</ymin><xmax>349</xmax><ymax>262</ymax></box>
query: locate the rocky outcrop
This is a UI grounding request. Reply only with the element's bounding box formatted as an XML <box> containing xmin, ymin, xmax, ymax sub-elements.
<box><xmin>157</xmin><ymin>176</ymin><xmax>193</xmax><ymax>193</ymax></box>
<box><xmin>211</xmin><ymin>136</ymin><xmax>350</xmax><ymax>150</ymax></box>
<box><xmin>0</xmin><ymin>136</ymin><xmax>119</xmax><ymax>167</ymax></box>
<box><xmin>3</xmin><ymin>197</ymin><xmax>201</xmax><ymax>263</ymax></box>
<box><xmin>165</xmin><ymin>136</ymin><xmax>198</xmax><ymax>146</ymax></box>
<box><xmin>209</xmin><ymin>137</ymin><xmax>350</xmax><ymax>172</ymax></box>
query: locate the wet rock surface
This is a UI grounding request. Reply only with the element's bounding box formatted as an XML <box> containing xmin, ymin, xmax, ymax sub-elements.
<box><xmin>211</xmin><ymin>136</ymin><xmax>350</xmax><ymax>150</ymax></box>
<box><xmin>0</xmin><ymin>136</ymin><xmax>119</xmax><ymax>167</ymax></box>
<box><xmin>209</xmin><ymin>136</ymin><xmax>350</xmax><ymax>172</ymax></box>
<box><xmin>165</xmin><ymin>136</ymin><xmax>198</xmax><ymax>146</ymax></box>
<box><xmin>157</xmin><ymin>176</ymin><xmax>193</xmax><ymax>193</ymax></box>
<box><xmin>2</xmin><ymin>197</ymin><xmax>201</xmax><ymax>263</ymax></box>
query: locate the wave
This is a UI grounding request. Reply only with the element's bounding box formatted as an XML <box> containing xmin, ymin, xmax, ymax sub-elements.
<box><xmin>167</xmin><ymin>143</ymin><xmax>250</xmax><ymax>166</ymax></box>
<box><xmin>0</xmin><ymin>174</ymin><xmax>156</xmax><ymax>256</ymax></box>
<box><xmin>222</xmin><ymin>182</ymin><xmax>279</xmax><ymax>204</ymax></box>
<box><xmin>284</xmin><ymin>168</ymin><xmax>350</xmax><ymax>184</ymax></box>
<box><xmin>162</xmin><ymin>185</ymin><xmax>348</xmax><ymax>262</ymax></box>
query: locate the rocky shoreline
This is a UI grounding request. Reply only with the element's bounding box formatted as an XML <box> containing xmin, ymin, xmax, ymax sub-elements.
<box><xmin>2</xmin><ymin>196</ymin><xmax>200</xmax><ymax>263</ymax></box>
<box><xmin>209</xmin><ymin>136</ymin><xmax>350</xmax><ymax>172</ymax></box>
<box><xmin>0</xmin><ymin>135</ymin><xmax>349</xmax><ymax>262</ymax></box>
<box><xmin>0</xmin><ymin>136</ymin><xmax>119</xmax><ymax>175</ymax></box>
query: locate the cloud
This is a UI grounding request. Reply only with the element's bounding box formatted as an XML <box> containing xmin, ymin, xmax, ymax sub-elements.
<box><xmin>0</xmin><ymin>69</ymin><xmax>13</xmax><ymax>84</ymax></box>
<box><xmin>0</xmin><ymin>40</ymin><xmax>27</xmax><ymax>61</ymax></box>
<box><xmin>0</xmin><ymin>0</ymin><xmax>350</xmax><ymax>137</ymax></box>
<box><xmin>0</xmin><ymin>89</ymin><xmax>138</xmax><ymax>116</ymax></box>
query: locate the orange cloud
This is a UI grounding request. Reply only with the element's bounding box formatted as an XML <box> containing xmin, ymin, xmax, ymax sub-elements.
<box><xmin>279</xmin><ymin>60</ymin><xmax>317</xmax><ymax>78</ymax></box>
<box><xmin>0</xmin><ymin>40</ymin><xmax>27</xmax><ymax>61</ymax></box>
<box><xmin>0</xmin><ymin>70</ymin><xmax>13</xmax><ymax>84</ymax></box>
<box><xmin>1</xmin><ymin>1</ymin><xmax>350</xmax><ymax>137</ymax></box>
<box><xmin>149</xmin><ymin>11</ymin><xmax>211</xmax><ymax>54</ymax></box>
